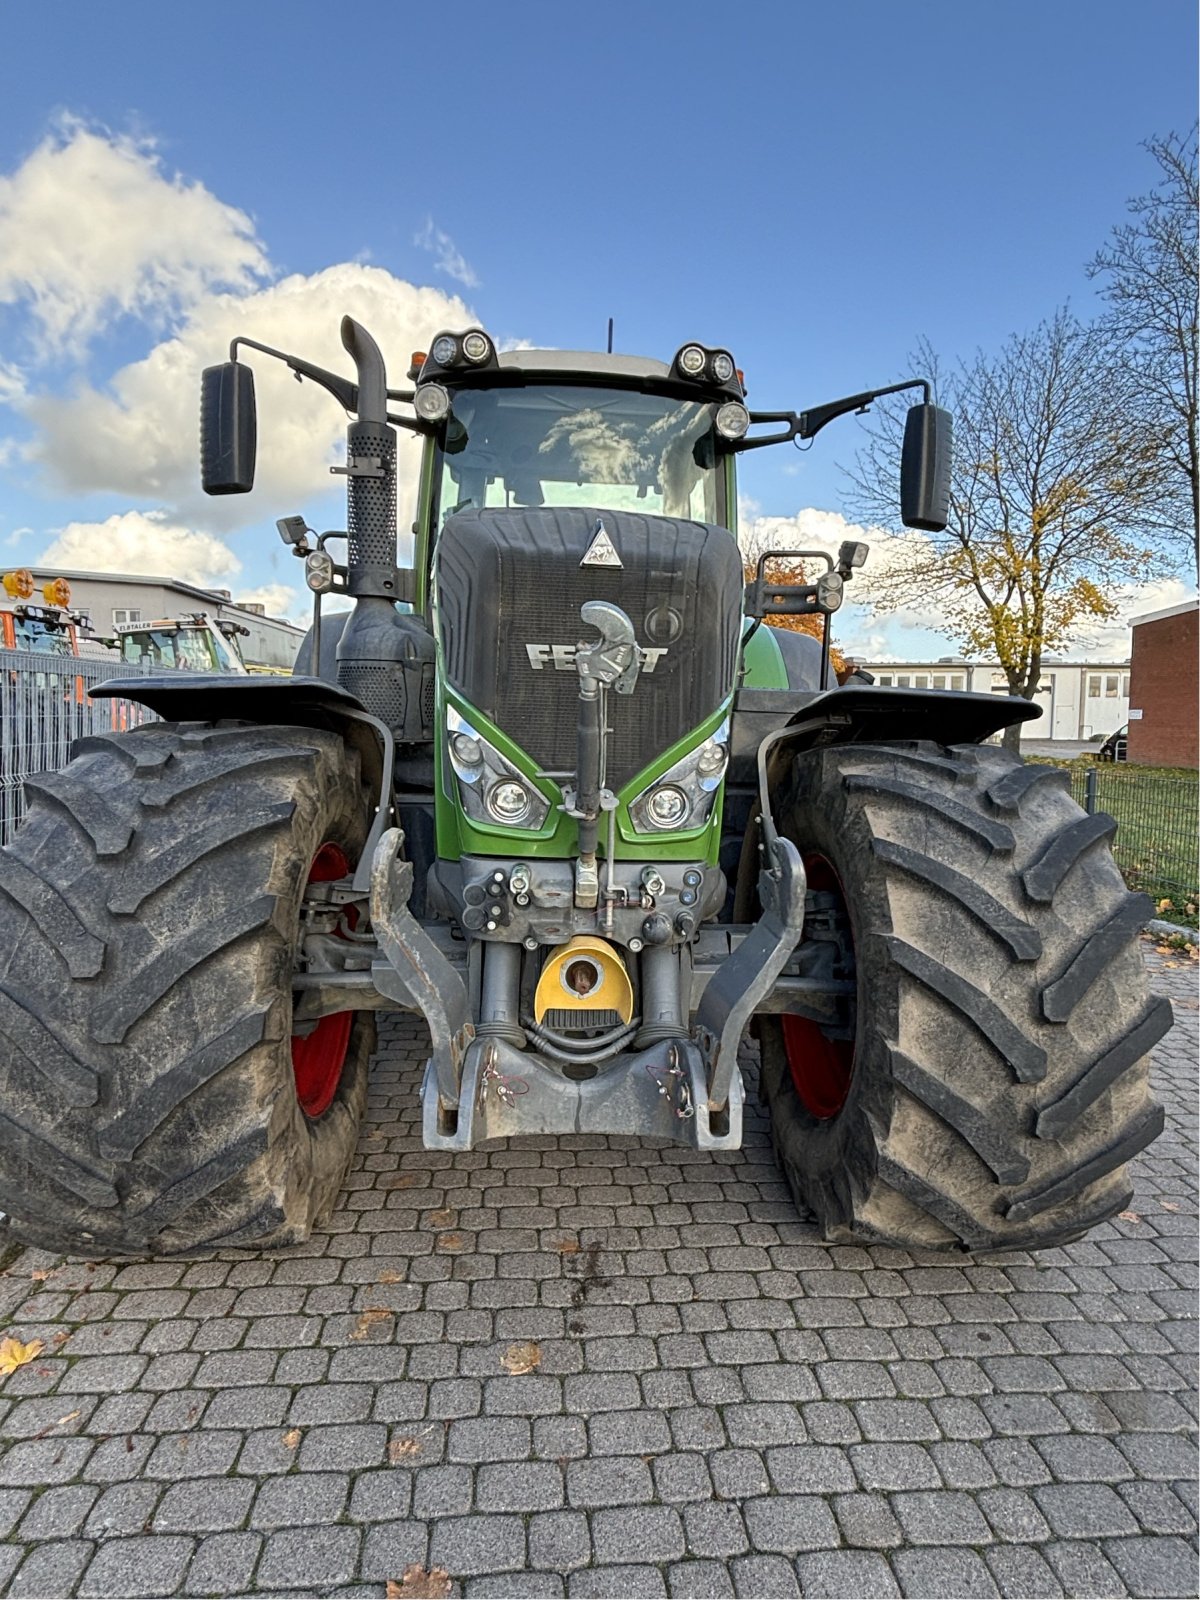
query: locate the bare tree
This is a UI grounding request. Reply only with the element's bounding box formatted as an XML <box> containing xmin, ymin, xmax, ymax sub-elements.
<box><xmin>1089</xmin><ymin>128</ymin><xmax>1199</xmax><ymax>575</ymax></box>
<box><xmin>847</xmin><ymin>312</ymin><xmax>1161</xmax><ymax>749</ymax></box>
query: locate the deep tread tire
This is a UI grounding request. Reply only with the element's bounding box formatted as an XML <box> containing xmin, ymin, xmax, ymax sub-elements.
<box><xmin>758</xmin><ymin>740</ymin><xmax>1169</xmax><ymax>1252</ymax></box>
<box><xmin>0</xmin><ymin>721</ymin><xmax>375</xmax><ymax>1257</ymax></box>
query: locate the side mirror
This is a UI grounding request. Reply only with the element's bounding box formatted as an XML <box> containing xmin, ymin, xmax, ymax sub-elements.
<box><xmin>201</xmin><ymin>362</ymin><xmax>256</xmax><ymax>495</ymax></box>
<box><xmin>901</xmin><ymin>403</ymin><xmax>952</xmax><ymax>532</ymax></box>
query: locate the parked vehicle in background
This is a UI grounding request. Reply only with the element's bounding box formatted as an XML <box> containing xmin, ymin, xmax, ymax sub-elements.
<box><xmin>1099</xmin><ymin>724</ymin><xmax>1129</xmax><ymax>762</ymax></box>
<box><xmin>1</xmin><ymin>569</ymin><xmax>94</xmax><ymax>656</ymax></box>
<box><xmin>111</xmin><ymin>612</ymin><xmax>251</xmax><ymax>674</ymax></box>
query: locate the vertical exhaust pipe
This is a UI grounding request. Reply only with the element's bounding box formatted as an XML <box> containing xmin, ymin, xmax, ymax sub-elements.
<box><xmin>335</xmin><ymin>317</ymin><xmax>403</xmax><ymax>721</ymax></box>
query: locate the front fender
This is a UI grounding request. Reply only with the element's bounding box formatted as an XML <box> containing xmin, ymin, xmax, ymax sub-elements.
<box><xmin>90</xmin><ymin>675</ymin><xmax>392</xmax><ymax>894</ymax></box>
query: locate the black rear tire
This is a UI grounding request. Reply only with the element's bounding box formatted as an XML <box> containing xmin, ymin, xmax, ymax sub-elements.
<box><xmin>0</xmin><ymin>721</ymin><xmax>374</xmax><ymax>1257</ymax></box>
<box><xmin>757</xmin><ymin>740</ymin><xmax>1169</xmax><ymax>1251</ymax></box>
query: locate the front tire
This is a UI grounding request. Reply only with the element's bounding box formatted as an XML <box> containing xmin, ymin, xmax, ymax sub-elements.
<box><xmin>0</xmin><ymin>721</ymin><xmax>374</xmax><ymax>1257</ymax></box>
<box><xmin>758</xmin><ymin>740</ymin><xmax>1169</xmax><ymax>1251</ymax></box>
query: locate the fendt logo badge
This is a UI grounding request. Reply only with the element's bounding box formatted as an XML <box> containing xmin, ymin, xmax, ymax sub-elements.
<box><xmin>581</xmin><ymin>520</ymin><xmax>622</xmax><ymax>568</ymax></box>
<box><xmin>526</xmin><ymin>643</ymin><xmax>668</xmax><ymax>673</ymax></box>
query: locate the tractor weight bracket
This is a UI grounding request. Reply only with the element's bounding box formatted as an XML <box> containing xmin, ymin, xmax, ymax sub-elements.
<box><xmin>369</xmin><ymin>827</ymin><xmax>474</xmax><ymax>1109</ymax></box>
<box><xmin>693</xmin><ymin>833</ymin><xmax>807</xmax><ymax>1113</ymax></box>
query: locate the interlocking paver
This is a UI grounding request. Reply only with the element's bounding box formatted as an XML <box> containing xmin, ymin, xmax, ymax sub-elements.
<box><xmin>0</xmin><ymin>947</ymin><xmax>1192</xmax><ymax>1596</ymax></box>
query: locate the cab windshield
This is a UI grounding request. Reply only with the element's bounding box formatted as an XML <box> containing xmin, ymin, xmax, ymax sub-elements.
<box><xmin>120</xmin><ymin>626</ymin><xmax>240</xmax><ymax>672</ymax></box>
<box><xmin>436</xmin><ymin>386</ymin><xmax>725</xmax><ymax>527</ymax></box>
<box><xmin>12</xmin><ymin>616</ymin><xmax>73</xmax><ymax>656</ymax></box>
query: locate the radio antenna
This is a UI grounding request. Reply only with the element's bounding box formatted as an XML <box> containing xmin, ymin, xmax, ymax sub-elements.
<box><xmin>606</xmin><ymin>317</ymin><xmax>614</xmax><ymax>354</ymax></box>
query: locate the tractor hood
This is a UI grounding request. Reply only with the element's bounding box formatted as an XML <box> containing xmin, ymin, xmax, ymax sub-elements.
<box><xmin>434</xmin><ymin>505</ymin><xmax>744</xmax><ymax>789</ymax></box>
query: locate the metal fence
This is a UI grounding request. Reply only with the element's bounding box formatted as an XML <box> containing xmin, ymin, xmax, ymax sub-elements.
<box><xmin>1060</xmin><ymin>762</ymin><xmax>1200</xmax><ymax>918</ymax></box>
<box><xmin>0</xmin><ymin>650</ymin><xmax>163</xmax><ymax>846</ymax></box>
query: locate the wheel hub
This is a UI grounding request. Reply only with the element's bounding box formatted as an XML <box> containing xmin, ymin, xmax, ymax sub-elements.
<box><xmin>782</xmin><ymin>854</ymin><xmax>856</xmax><ymax>1119</ymax></box>
<box><xmin>291</xmin><ymin>842</ymin><xmax>354</xmax><ymax>1118</ymax></box>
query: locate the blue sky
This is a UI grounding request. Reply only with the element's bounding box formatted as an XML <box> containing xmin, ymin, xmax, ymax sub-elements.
<box><xmin>0</xmin><ymin>0</ymin><xmax>1195</xmax><ymax>659</ymax></box>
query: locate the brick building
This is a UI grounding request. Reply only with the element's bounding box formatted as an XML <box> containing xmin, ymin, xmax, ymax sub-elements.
<box><xmin>1127</xmin><ymin>599</ymin><xmax>1199</xmax><ymax>767</ymax></box>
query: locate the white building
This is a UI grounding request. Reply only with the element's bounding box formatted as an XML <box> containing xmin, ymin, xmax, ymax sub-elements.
<box><xmin>866</xmin><ymin>658</ymin><xmax>1131</xmax><ymax>742</ymax></box>
<box><xmin>27</xmin><ymin>568</ymin><xmax>306</xmax><ymax>671</ymax></box>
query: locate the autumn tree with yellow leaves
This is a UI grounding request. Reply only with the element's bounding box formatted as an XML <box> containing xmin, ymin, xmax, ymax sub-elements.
<box><xmin>848</xmin><ymin>310</ymin><xmax>1163</xmax><ymax>749</ymax></box>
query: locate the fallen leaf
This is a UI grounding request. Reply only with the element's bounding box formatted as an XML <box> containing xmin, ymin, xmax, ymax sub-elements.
<box><xmin>51</xmin><ymin>1331</ymin><xmax>70</xmax><ymax>1347</ymax></box>
<box><xmin>282</xmin><ymin>1428</ymin><xmax>301</xmax><ymax>1450</ymax></box>
<box><xmin>1161</xmin><ymin>1201</ymin><xmax>1181</xmax><ymax>1212</ymax></box>
<box><xmin>377</xmin><ymin>1270</ymin><xmax>403</xmax><ymax>1285</ymax></box>
<box><xmin>382</xmin><ymin>1172</ymin><xmax>420</xmax><ymax>1190</ymax></box>
<box><xmin>426</xmin><ymin>1209</ymin><xmax>456</xmax><ymax>1228</ymax></box>
<box><xmin>0</xmin><ymin>1337</ymin><xmax>45</xmax><ymax>1376</ymax></box>
<box><xmin>29</xmin><ymin>1269</ymin><xmax>51</xmax><ymax>1282</ymax></box>
<box><xmin>500</xmin><ymin>1340</ymin><xmax>541</xmax><ymax>1376</ymax></box>
<box><xmin>1118</xmin><ymin>1210</ymin><xmax>1142</xmax><ymax>1223</ymax></box>
<box><xmin>389</xmin><ymin>1436</ymin><xmax>421</xmax><ymax>1462</ymax></box>
<box><xmin>434</xmin><ymin>1233</ymin><xmax>467</xmax><ymax>1253</ymax></box>
<box><xmin>350</xmin><ymin>1307</ymin><xmax>393</xmax><ymax>1341</ymax></box>
<box><xmin>549</xmin><ymin>1237</ymin><xmax>581</xmax><ymax>1255</ymax></box>
<box><xmin>386</xmin><ymin>1563</ymin><xmax>452</xmax><ymax>1599</ymax></box>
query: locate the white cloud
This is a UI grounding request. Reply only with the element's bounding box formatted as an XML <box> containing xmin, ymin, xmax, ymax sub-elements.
<box><xmin>0</xmin><ymin>121</ymin><xmax>269</xmax><ymax>354</ymax></box>
<box><xmin>39</xmin><ymin>509</ymin><xmax>240</xmax><ymax>587</ymax></box>
<box><xmin>234</xmin><ymin>581</ymin><xmax>304</xmax><ymax>623</ymax></box>
<box><xmin>413</xmin><ymin>217</ymin><xmax>480</xmax><ymax>289</ymax></box>
<box><xmin>27</xmin><ymin>262</ymin><xmax>472</xmax><ymax>528</ymax></box>
<box><xmin>0</xmin><ymin>359</ymin><xmax>25</xmax><ymax>406</ymax></box>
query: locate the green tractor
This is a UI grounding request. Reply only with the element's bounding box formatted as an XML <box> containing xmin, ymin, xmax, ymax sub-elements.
<box><xmin>0</xmin><ymin>319</ymin><xmax>1169</xmax><ymax>1256</ymax></box>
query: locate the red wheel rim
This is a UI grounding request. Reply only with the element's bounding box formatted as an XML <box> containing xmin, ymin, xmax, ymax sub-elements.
<box><xmin>782</xmin><ymin>854</ymin><xmax>856</xmax><ymax>1120</ymax></box>
<box><xmin>291</xmin><ymin>842</ymin><xmax>354</xmax><ymax>1119</ymax></box>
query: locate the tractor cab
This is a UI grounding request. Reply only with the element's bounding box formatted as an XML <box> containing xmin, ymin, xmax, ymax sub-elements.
<box><xmin>1</xmin><ymin>570</ymin><xmax>90</xmax><ymax>656</ymax></box>
<box><xmin>113</xmin><ymin>611</ymin><xmax>250</xmax><ymax>674</ymax></box>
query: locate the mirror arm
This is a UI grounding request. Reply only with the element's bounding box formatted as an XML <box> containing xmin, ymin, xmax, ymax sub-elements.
<box><xmin>229</xmin><ymin>336</ymin><xmax>360</xmax><ymax>415</ymax></box>
<box><xmin>733</xmin><ymin>377</ymin><xmax>932</xmax><ymax>452</ymax></box>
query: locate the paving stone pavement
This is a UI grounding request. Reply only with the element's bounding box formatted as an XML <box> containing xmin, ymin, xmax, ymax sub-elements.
<box><xmin>0</xmin><ymin>944</ymin><xmax>1195</xmax><ymax>1598</ymax></box>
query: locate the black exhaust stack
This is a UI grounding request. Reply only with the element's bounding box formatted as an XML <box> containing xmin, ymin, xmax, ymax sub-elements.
<box><xmin>335</xmin><ymin>317</ymin><xmax>434</xmax><ymax>738</ymax></box>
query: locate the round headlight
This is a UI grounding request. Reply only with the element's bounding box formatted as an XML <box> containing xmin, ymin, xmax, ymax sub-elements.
<box><xmin>696</xmin><ymin>738</ymin><xmax>728</xmax><ymax>779</ymax></box>
<box><xmin>711</xmin><ymin>351</ymin><xmax>735</xmax><ymax>383</ymax></box>
<box><xmin>450</xmin><ymin>731</ymin><xmax>483</xmax><ymax>767</ymax></box>
<box><xmin>486</xmin><ymin>779</ymin><xmax>533</xmax><ymax>824</ymax></box>
<box><xmin>431</xmin><ymin>334</ymin><xmax>459</xmax><ymax>367</ymax></box>
<box><xmin>715</xmin><ymin>401</ymin><xmax>750</xmax><ymax>440</ymax></box>
<box><xmin>646</xmin><ymin>785</ymin><xmax>690</xmax><ymax>828</ymax></box>
<box><xmin>462</xmin><ymin>331</ymin><xmax>491</xmax><ymax>364</ymax></box>
<box><xmin>414</xmin><ymin>383</ymin><xmax>451</xmax><ymax>423</ymax></box>
<box><xmin>678</xmin><ymin>345</ymin><xmax>707</xmax><ymax>378</ymax></box>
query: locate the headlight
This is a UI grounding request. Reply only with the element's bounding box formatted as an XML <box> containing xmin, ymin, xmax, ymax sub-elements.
<box><xmin>710</xmin><ymin>351</ymin><xmax>735</xmax><ymax>383</ymax></box>
<box><xmin>715</xmin><ymin>401</ymin><xmax>750</xmax><ymax>440</ymax></box>
<box><xmin>486</xmin><ymin>779</ymin><xmax>534</xmax><ymax>823</ymax></box>
<box><xmin>646</xmin><ymin>786</ymin><xmax>689</xmax><ymax>828</ymax></box>
<box><xmin>446</xmin><ymin>707</ymin><xmax>550</xmax><ymax>829</ymax></box>
<box><xmin>431</xmin><ymin>334</ymin><xmax>459</xmax><ymax>367</ymax></box>
<box><xmin>461</xmin><ymin>330</ymin><xmax>492</xmax><ymax>364</ymax></box>
<box><xmin>414</xmin><ymin>383</ymin><xmax>451</xmax><ymax>423</ymax></box>
<box><xmin>304</xmin><ymin>551</ymin><xmax>335</xmax><ymax>593</ymax></box>
<box><xmin>678</xmin><ymin>344</ymin><xmax>707</xmax><ymax>377</ymax></box>
<box><xmin>628</xmin><ymin>717</ymin><xmax>730</xmax><ymax>834</ymax></box>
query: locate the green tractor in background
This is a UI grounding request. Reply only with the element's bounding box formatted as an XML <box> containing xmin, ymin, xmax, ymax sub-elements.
<box><xmin>0</xmin><ymin>318</ymin><xmax>1168</xmax><ymax>1256</ymax></box>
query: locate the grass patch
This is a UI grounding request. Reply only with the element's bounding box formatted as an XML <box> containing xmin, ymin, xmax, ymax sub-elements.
<box><xmin>1029</xmin><ymin>757</ymin><xmax>1199</xmax><ymax>926</ymax></box>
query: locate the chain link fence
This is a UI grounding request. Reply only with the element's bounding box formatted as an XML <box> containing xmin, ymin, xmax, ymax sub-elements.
<box><xmin>0</xmin><ymin>650</ymin><xmax>165</xmax><ymax>846</ymax></box>
<box><xmin>1060</xmin><ymin>761</ymin><xmax>1200</xmax><ymax>920</ymax></box>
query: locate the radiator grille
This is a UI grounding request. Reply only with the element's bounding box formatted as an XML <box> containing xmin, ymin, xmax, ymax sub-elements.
<box><xmin>436</xmin><ymin>507</ymin><xmax>743</xmax><ymax>787</ymax></box>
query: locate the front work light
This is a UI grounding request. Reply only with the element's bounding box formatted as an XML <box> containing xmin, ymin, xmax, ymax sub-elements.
<box><xmin>304</xmin><ymin>551</ymin><xmax>335</xmax><ymax>593</ymax></box>
<box><xmin>414</xmin><ymin>383</ymin><xmax>452</xmax><ymax>423</ymax></box>
<box><xmin>431</xmin><ymin>335</ymin><xmax>459</xmax><ymax>367</ymax></box>
<box><xmin>461</xmin><ymin>330</ymin><xmax>493</xmax><ymax>364</ymax></box>
<box><xmin>678</xmin><ymin>345</ymin><xmax>707</xmax><ymax>377</ymax></box>
<box><xmin>715</xmin><ymin>402</ymin><xmax>750</xmax><ymax>440</ymax></box>
<box><xmin>710</xmin><ymin>351</ymin><xmax>735</xmax><ymax>384</ymax></box>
